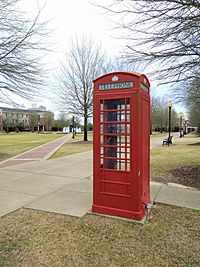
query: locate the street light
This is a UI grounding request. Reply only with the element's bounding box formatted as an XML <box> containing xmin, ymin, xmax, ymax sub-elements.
<box><xmin>184</xmin><ymin>120</ymin><xmax>189</xmax><ymax>135</ymax></box>
<box><xmin>168</xmin><ymin>100</ymin><xmax>172</xmax><ymax>141</ymax></box>
<box><xmin>37</xmin><ymin>115</ymin><xmax>40</xmax><ymax>133</ymax></box>
<box><xmin>72</xmin><ymin>116</ymin><xmax>75</xmax><ymax>139</ymax></box>
<box><xmin>37</xmin><ymin>122</ymin><xmax>40</xmax><ymax>133</ymax></box>
<box><xmin>179</xmin><ymin>112</ymin><xmax>184</xmax><ymax>137</ymax></box>
<box><xmin>4</xmin><ymin>119</ymin><xmax>8</xmax><ymax>134</ymax></box>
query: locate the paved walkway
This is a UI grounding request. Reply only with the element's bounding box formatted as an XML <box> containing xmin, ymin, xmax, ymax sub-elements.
<box><xmin>0</xmin><ymin>150</ymin><xmax>199</xmax><ymax>219</ymax></box>
<box><xmin>0</xmin><ymin>132</ymin><xmax>177</xmax><ymax>169</ymax></box>
<box><xmin>0</xmin><ymin>133</ymin><xmax>72</xmax><ymax>168</ymax></box>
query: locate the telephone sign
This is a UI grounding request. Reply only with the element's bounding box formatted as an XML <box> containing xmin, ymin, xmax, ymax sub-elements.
<box><xmin>99</xmin><ymin>81</ymin><xmax>133</xmax><ymax>90</ymax></box>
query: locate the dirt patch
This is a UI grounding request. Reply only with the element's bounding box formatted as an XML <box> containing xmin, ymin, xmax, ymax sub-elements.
<box><xmin>152</xmin><ymin>165</ymin><xmax>200</xmax><ymax>190</ymax></box>
<box><xmin>188</xmin><ymin>142</ymin><xmax>200</xmax><ymax>146</ymax></box>
<box><xmin>0</xmin><ymin>153</ymin><xmax>10</xmax><ymax>160</ymax></box>
<box><xmin>170</xmin><ymin>165</ymin><xmax>200</xmax><ymax>190</ymax></box>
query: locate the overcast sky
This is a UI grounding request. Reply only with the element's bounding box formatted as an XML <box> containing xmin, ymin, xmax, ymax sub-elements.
<box><xmin>17</xmin><ymin>0</ymin><xmax>127</xmax><ymax>110</ymax></box>
<box><xmin>15</xmin><ymin>0</ymin><xmax>178</xmax><ymax>114</ymax></box>
<box><xmin>22</xmin><ymin>0</ymin><xmax>124</xmax><ymax>62</ymax></box>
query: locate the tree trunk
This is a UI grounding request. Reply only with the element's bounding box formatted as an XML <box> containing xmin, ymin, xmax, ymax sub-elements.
<box><xmin>84</xmin><ymin>113</ymin><xmax>88</xmax><ymax>141</ymax></box>
<box><xmin>160</xmin><ymin>118</ymin><xmax>163</xmax><ymax>133</ymax></box>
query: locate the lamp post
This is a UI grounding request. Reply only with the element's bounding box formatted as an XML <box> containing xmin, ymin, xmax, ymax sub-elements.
<box><xmin>4</xmin><ymin>119</ymin><xmax>8</xmax><ymax>134</ymax></box>
<box><xmin>179</xmin><ymin>112</ymin><xmax>184</xmax><ymax>138</ymax></box>
<box><xmin>72</xmin><ymin>116</ymin><xmax>75</xmax><ymax>139</ymax></box>
<box><xmin>75</xmin><ymin>122</ymin><xmax>77</xmax><ymax>136</ymax></box>
<box><xmin>37</xmin><ymin>115</ymin><xmax>40</xmax><ymax>133</ymax></box>
<box><xmin>37</xmin><ymin>122</ymin><xmax>40</xmax><ymax>133</ymax></box>
<box><xmin>168</xmin><ymin>100</ymin><xmax>172</xmax><ymax>141</ymax></box>
<box><xmin>184</xmin><ymin>120</ymin><xmax>188</xmax><ymax>135</ymax></box>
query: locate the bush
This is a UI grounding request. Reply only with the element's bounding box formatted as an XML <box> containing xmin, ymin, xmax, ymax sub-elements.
<box><xmin>52</xmin><ymin>127</ymin><xmax>63</xmax><ymax>131</ymax></box>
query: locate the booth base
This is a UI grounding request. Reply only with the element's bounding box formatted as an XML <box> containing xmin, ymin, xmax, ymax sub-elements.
<box><xmin>92</xmin><ymin>204</ymin><xmax>145</xmax><ymax>222</ymax></box>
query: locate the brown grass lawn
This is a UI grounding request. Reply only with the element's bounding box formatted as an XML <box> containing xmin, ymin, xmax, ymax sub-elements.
<box><xmin>0</xmin><ymin>205</ymin><xmax>199</xmax><ymax>267</ymax></box>
<box><xmin>50</xmin><ymin>132</ymin><xmax>93</xmax><ymax>159</ymax></box>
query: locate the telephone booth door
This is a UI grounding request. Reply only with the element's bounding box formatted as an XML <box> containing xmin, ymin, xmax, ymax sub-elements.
<box><xmin>100</xmin><ymin>98</ymin><xmax>130</xmax><ymax>173</ymax></box>
<box><xmin>93</xmin><ymin>95</ymin><xmax>135</xmax><ymax>219</ymax></box>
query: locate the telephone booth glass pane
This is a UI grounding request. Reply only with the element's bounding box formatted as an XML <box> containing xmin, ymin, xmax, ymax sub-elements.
<box><xmin>104</xmin><ymin>99</ymin><xmax>125</xmax><ymax>110</ymax></box>
<box><xmin>104</xmin><ymin>111</ymin><xmax>126</xmax><ymax>122</ymax></box>
<box><xmin>100</xmin><ymin>98</ymin><xmax>130</xmax><ymax>171</ymax></box>
<box><xmin>104</xmin><ymin>124</ymin><xmax>126</xmax><ymax>134</ymax></box>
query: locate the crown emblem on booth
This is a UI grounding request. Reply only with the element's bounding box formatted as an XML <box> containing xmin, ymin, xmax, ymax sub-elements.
<box><xmin>112</xmin><ymin>75</ymin><xmax>119</xmax><ymax>82</ymax></box>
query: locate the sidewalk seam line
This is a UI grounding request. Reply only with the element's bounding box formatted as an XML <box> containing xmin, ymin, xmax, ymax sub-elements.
<box><xmin>0</xmin><ymin>188</ymin><xmax>41</xmax><ymax>197</ymax></box>
<box><xmin>152</xmin><ymin>184</ymin><xmax>163</xmax><ymax>204</ymax></box>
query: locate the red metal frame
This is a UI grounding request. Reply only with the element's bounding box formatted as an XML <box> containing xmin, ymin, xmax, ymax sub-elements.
<box><xmin>93</xmin><ymin>72</ymin><xmax>150</xmax><ymax>220</ymax></box>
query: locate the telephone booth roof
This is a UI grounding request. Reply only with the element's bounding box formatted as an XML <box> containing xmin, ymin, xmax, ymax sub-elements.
<box><xmin>93</xmin><ymin>71</ymin><xmax>150</xmax><ymax>88</ymax></box>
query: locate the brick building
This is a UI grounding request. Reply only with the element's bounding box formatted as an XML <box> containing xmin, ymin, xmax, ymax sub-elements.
<box><xmin>0</xmin><ymin>106</ymin><xmax>54</xmax><ymax>132</ymax></box>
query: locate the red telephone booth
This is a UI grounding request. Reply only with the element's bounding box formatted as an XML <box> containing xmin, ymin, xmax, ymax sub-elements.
<box><xmin>92</xmin><ymin>72</ymin><xmax>151</xmax><ymax>220</ymax></box>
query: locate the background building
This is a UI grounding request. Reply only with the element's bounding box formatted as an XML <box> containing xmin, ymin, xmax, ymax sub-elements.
<box><xmin>0</xmin><ymin>106</ymin><xmax>54</xmax><ymax>132</ymax></box>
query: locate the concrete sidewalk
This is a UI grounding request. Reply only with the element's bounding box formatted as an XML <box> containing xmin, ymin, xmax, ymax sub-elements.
<box><xmin>0</xmin><ymin>133</ymin><xmax>72</xmax><ymax>168</ymax></box>
<box><xmin>0</xmin><ymin>150</ymin><xmax>199</xmax><ymax>219</ymax></box>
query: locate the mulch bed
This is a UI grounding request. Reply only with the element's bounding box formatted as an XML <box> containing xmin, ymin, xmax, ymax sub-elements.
<box><xmin>170</xmin><ymin>165</ymin><xmax>200</xmax><ymax>190</ymax></box>
<box><xmin>151</xmin><ymin>164</ymin><xmax>200</xmax><ymax>190</ymax></box>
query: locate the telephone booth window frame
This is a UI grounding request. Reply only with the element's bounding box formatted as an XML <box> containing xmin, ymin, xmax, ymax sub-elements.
<box><xmin>99</xmin><ymin>97</ymin><xmax>131</xmax><ymax>172</ymax></box>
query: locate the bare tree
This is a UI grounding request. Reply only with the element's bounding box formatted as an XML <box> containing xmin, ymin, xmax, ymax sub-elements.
<box><xmin>186</xmin><ymin>76</ymin><xmax>200</xmax><ymax>131</ymax></box>
<box><xmin>102</xmin><ymin>57</ymin><xmax>145</xmax><ymax>73</ymax></box>
<box><xmin>171</xmin><ymin>72</ymin><xmax>200</xmax><ymax>111</ymax></box>
<box><xmin>55</xmin><ymin>36</ymin><xmax>105</xmax><ymax>141</ymax></box>
<box><xmin>188</xmin><ymin>103</ymin><xmax>200</xmax><ymax>131</ymax></box>
<box><xmin>151</xmin><ymin>96</ymin><xmax>179</xmax><ymax>132</ymax></box>
<box><xmin>186</xmin><ymin>76</ymin><xmax>200</xmax><ymax>105</ymax></box>
<box><xmin>0</xmin><ymin>0</ymin><xmax>49</xmax><ymax>104</ymax></box>
<box><xmin>93</xmin><ymin>0</ymin><xmax>200</xmax><ymax>84</ymax></box>
<box><xmin>57</xmin><ymin>112</ymin><xmax>69</xmax><ymax>129</ymax></box>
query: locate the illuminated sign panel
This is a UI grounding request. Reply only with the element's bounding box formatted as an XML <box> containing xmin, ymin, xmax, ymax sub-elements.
<box><xmin>99</xmin><ymin>82</ymin><xmax>133</xmax><ymax>90</ymax></box>
<box><xmin>140</xmin><ymin>83</ymin><xmax>149</xmax><ymax>93</ymax></box>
